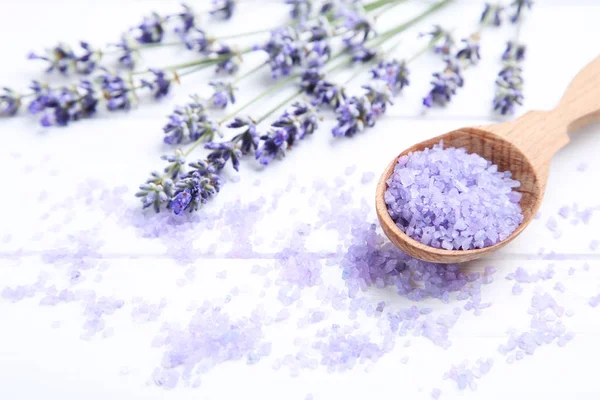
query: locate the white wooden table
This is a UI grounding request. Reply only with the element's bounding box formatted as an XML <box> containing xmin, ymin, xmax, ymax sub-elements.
<box><xmin>1</xmin><ymin>0</ymin><xmax>600</xmax><ymax>399</ymax></box>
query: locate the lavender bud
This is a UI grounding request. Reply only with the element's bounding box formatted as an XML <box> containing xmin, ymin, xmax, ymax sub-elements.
<box><xmin>208</xmin><ymin>82</ymin><xmax>236</xmax><ymax>108</ymax></box>
<box><xmin>0</xmin><ymin>88</ymin><xmax>21</xmax><ymax>116</ymax></box>
<box><xmin>210</xmin><ymin>0</ymin><xmax>236</xmax><ymax>20</ymax></box>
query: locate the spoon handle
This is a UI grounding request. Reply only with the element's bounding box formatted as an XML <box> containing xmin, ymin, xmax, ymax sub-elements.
<box><xmin>555</xmin><ymin>55</ymin><xmax>600</xmax><ymax>132</ymax></box>
<box><xmin>484</xmin><ymin>55</ymin><xmax>600</xmax><ymax>170</ymax></box>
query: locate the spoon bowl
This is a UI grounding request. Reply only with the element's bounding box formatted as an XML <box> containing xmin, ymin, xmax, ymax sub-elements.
<box><xmin>375</xmin><ymin>55</ymin><xmax>600</xmax><ymax>264</ymax></box>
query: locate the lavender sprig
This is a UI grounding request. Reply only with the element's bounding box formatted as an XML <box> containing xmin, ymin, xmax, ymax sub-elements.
<box><xmin>480</xmin><ymin>3</ymin><xmax>504</xmax><ymax>26</ymax></box>
<box><xmin>0</xmin><ymin>88</ymin><xmax>21</xmax><ymax>116</ymax></box>
<box><xmin>423</xmin><ymin>59</ymin><xmax>463</xmax><ymax>107</ymax></box>
<box><xmin>28</xmin><ymin>42</ymin><xmax>101</xmax><ymax>75</ymax></box>
<box><xmin>210</xmin><ymin>0</ymin><xmax>236</xmax><ymax>20</ymax></box>
<box><xmin>285</xmin><ymin>0</ymin><xmax>313</xmax><ymax>21</ymax></box>
<box><xmin>208</xmin><ymin>82</ymin><xmax>237</xmax><ymax>108</ymax></box>
<box><xmin>494</xmin><ymin>41</ymin><xmax>525</xmax><ymax>115</ymax></box>
<box><xmin>509</xmin><ymin>0</ymin><xmax>533</xmax><ymax>23</ymax></box>
<box><xmin>418</xmin><ymin>25</ymin><xmax>454</xmax><ymax>56</ymax></box>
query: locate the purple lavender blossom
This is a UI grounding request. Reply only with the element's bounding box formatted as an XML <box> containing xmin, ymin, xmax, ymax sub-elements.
<box><xmin>306</xmin><ymin>40</ymin><xmax>331</xmax><ymax>68</ymax></box>
<box><xmin>502</xmin><ymin>41</ymin><xmax>526</xmax><ymax>62</ymax></box>
<box><xmin>495</xmin><ymin>41</ymin><xmax>526</xmax><ymax>115</ymax></box>
<box><xmin>510</xmin><ymin>0</ymin><xmax>533</xmax><ymax>23</ymax></box>
<box><xmin>213</xmin><ymin>44</ymin><xmax>241</xmax><ymax>74</ymax></box>
<box><xmin>340</xmin><ymin>9</ymin><xmax>374</xmax><ymax>47</ymax></box>
<box><xmin>169</xmin><ymin>160</ymin><xmax>222</xmax><ymax>214</ymax></box>
<box><xmin>75</xmin><ymin>42</ymin><xmax>101</xmax><ymax>74</ymax></box>
<box><xmin>132</xmin><ymin>12</ymin><xmax>164</xmax><ymax>44</ymax></box>
<box><xmin>97</xmin><ymin>71</ymin><xmax>137</xmax><ymax>111</ymax></box>
<box><xmin>0</xmin><ymin>88</ymin><xmax>21</xmax><ymax>116</ymax></box>
<box><xmin>27</xmin><ymin>44</ymin><xmax>76</xmax><ymax>75</ymax></box>
<box><xmin>210</xmin><ymin>0</ymin><xmax>236</xmax><ymax>20</ymax></box>
<box><xmin>168</xmin><ymin>3</ymin><xmax>196</xmax><ymax>34</ymax></box>
<box><xmin>271</xmin><ymin>101</ymin><xmax>319</xmax><ymax>146</ymax></box>
<box><xmin>332</xmin><ymin>96</ymin><xmax>374</xmax><ymax>137</ymax></box>
<box><xmin>419</xmin><ymin>25</ymin><xmax>454</xmax><ymax>56</ymax></box>
<box><xmin>300</xmin><ymin>68</ymin><xmax>324</xmax><ymax>94</ymax></box>
<box><xmin>229</xmin><ymin>117</ymin><xmax>260</xmax><ymax>154</ymax></box>
<box><xmin>494</xmin><ymin>66</ymin><xmax>524</xmax><ymax>115</ymax></box>
<box><xmin>455</xmin><ymin>36</ymin><xmax>481</xmax><ymax>66</ymax></box>
<box><xmin>255</xmin><ymin>129</ymin><xmax>288</xmax><ymax>165</ymax></box>
<box><xmin>136</xmin><ymin>151</ymin><xmax>183</xmax><ymax>212</ymax></box>
<box><xmin>183</xmin><ymin>29</ymin><xmax>211</xmax><ymax>53</ymax></box>
<box><xmin>350</xmin><ymin>45</ymin><xmax>377</xmax><ymax>62</ymax></box>
<box><xmin>163</xmin><ymin>96</ymin><xmax>208</xmax><ymax>144</ymax></box>
<box><xmin>285</xmin><ymin>0</ymin><xmax>312</xmax><ymax>21</ymax></box>
<box><xmin>205</xmin><ymin>141</ymin><xmax>242</xmax><ymax>171</ymax></box>
<box><xmin>423</xmin><ymin>60</ymin><xmax>464</xmax><ymax>107</ymax></box>
<box><xmin>480</xmin><ymin>3</ymin><xmax>504</xmax><ymax>26</ymax></box>
<box><xmin>208</xmin><ymin>82</ymin><xmax>236</xmax><ymax>108</ymax></box>
<box><xmin>142</xmin><ymin>69</ymin><xmax>173</xmax><ymax>99</ymax></box>
<box><xmin>313</xmin><ymin>80</ymin><xmax>346</xmax><ymax>108</ymax></box>
<box><xmin>255</xmin><ymin>27</ymin><xmax>304</xmax><ymax>78</ymax></box>
<box><xmin>370</xmin><ymin>60</ymin><xmax>410</xmax><ymax>94</ymax></box>
<box><xmin>30</xmin><ymin>81</ymin><xmax>99</xmax><ymax>127</ymax></box>
<box><xmin>113</xmin><ymin>35</ymin><xmax>138</xmax><ymax>69</ymax></box>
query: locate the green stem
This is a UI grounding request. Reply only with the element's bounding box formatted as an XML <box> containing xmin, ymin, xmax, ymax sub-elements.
<box><xmin>256</xmin><ymin>89</ymin><xmax>303</xmax><ymax>124</ymax></box>
<box><xmin>368</xmin><ymin>0</ymin><xmax>454</xmax><ymax>47</ymax></box>
<box><xmin>218</xmin><ymin>73</ymin><xmax>299</xmax><ymax>124</ymax></box>
<box><xmin>233</xmin><ymin>61</ymin><xmax>267</xmax><ymax>84</ymax></box>
<box><xmin>177</xmin><ymin>62</ymin><xmax>217</xmax><ymax>78</ymax></box>
<box><xmin>364</xmin><ymin>0</ymin><xmax>408</xmax><ymax>12</ymax></box>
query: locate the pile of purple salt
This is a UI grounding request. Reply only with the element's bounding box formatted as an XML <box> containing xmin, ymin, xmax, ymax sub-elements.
<box><xmin>384</xmin><ymin>142</ymin><xmax>524</xmax><ymax>250</ymax></box>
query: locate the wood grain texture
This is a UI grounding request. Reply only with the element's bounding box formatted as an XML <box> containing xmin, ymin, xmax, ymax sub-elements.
<box><xmin>376</xmin><ymin>56</ymin><xmax>600</xmax><ymax>264</ymax></box>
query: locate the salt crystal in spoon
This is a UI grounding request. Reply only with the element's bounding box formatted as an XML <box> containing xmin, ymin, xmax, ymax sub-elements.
<box><xmin>376</xmin><ymin>55</ymin><xmax>600</xmax><ymax>264</ymax></box>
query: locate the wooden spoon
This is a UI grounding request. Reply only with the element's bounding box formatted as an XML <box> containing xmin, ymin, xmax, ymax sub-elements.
<box><xmin>375</xmin><ymin>55</ymin><xmax>600</xmax><ymax>264</ymax></box>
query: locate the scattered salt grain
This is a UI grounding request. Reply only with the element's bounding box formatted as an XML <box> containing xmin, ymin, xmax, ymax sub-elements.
<box><xmin>384</xmin><ymin>142</ymin><xmax>523</xmax><ymax>250</ymax></box>
<box><xmin>553</xmin><ymin>282</ymin><xmax>565</xmax><ymax>293</ymax></box>
<box><xmin>361</xmin><ymin>171</ymin><xmax>375</xmax><ymax>184</ymax></box>
<box><xmin>590</xmin><ymin>240</ymin><xmax>599</xmax><ymax>251</ymax></box>
<box><xmin>345</xmin><ymin>165</ymin><xmax>357</xmax><ymax>176</ymax></box>
<box><xmin>443</xmin><ymin>358</ymin><xmax>493</xmax><ymax>391</ymax></box>
<box><xmin>558</xmin><ymin>206</ymin><xmax>570</xmax><ymax>219</ymax></box>
<box><xmin>512</xmin><ymin>283</ymin><xmax>523</xmax><ymax>295</ymax></box>
<box><xmin>431</xmin><ymin>388</ymin><xmax>441</xmax><ymax>399</ymax></box>
<box><xmin>577</xmin><ymin>162</ymin><xmax>588</xmax><ymax>172</ymax></box>
<box><xmin>216</xmin><ymin>270</ymin><xmax>228</xmax><ymax>279</ymax></box>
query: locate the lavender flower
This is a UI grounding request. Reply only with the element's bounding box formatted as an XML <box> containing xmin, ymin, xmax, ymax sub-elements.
<box><xmin>169</xmin><ymin>160</ymin><xmax>222</xmax><ymax>214</ymax></box>
<box><xmin>213</xmin><ymin>44</ymin><xmax>242</xmax><ymax>74</ymax></box>
<box><xmin>97</xmin><ymin>71</ymin><xmax>137</xmax><ymax>111</ymax></box>
<box><xmin>502</xmin><ymin>41</ymin><xmax>526</xmax><ymax>62</ymax></box>
<box><xmin>136</xmin><ymin>151</ymin><xmax>184</xmax><ymax>212</ymax></box>
<box><xmin>113</xmin><ymin>35</ymin><xmax>138</xmax><ymax>69</ymax></box>
<box><xmin>313</xmin><ymin>80</ymin><xmax>346</xmax><ymax>108</ymax></box>
<box><xmin>423</xmin><ymin>60</ymin><xmax>464</xmax><ymax>107</ymax></box>
<box><xmin>210</xmin><ymin>0</ymin><xmax>236</xmax><ymax>20</ymax></box>
<box><xmin>306</xmin><ymin>40</ymin><xmax>331</xmax><ymax>68</ymax></box>
<box><xmin>167</xmin><ymin>3</ymin><xmax>196</xmax><ymax>34</ymax></box>
<box><xmin>494</xmin><ymin>42</ymin><xmax>526</xmax><ymax>115</ymax></box>
<box><xmin>132</xmin><ymin>12</ymin><xmax>165</xmax><ymax>44</ymax></box>
<box><xmin>300</xmin><ymin>68</ymin><xmax>324</xmax><ymax>94</ymax></box>
<box><xmin>285</xmin><ymin>0</ymin><xmax>312</xmax><ymax>21</ymax></box>
<box><xmin>228</xmin><ymin>117</ymin><xmax>259</xmax><ymax>154</ymax></box>
<box><xmin>0</xmin><ymin>88</ymin><xmax>21</xmax><ymax>116</ymax></box>
<box><xmin>494</xmin><ymin>72</ymin><xmax>523</xmax><ymax>115</ymax></box>
<box><xmin>255</xmin><ymin>129</ymin><xmax>288</xmax><ymax>165</ymax></box>
<box><xmin>205</xmin><ymin>141</ymin><xmax>242</xmax><ymax>171</ymax></box>
<box><xmin>340</xmin><ymin>9</ymin><xmax>374</xmax><ymax>47</ymax></box>
<box><xmin>76</xmin><ymin>42</ymin><xmax>101</xmax><ymax>74</ymax></box>
<box><xmin>270</xmin><ymin>101</ymin><xmax>319</xmax><ymax>146</ymax></box>
<box><xmin>29</xmin><ymin>81</ymin><xmax>99</xmax><ymax>127</ymax></box>
<box><xmin>184</xmin><ymin>29</ymin><xmax>211</xmax><ymax>53</ymax></box>
<box><xmin>455</xmin><ymin>35</ymin><xmax>481</xmax><ymax>66</ymax></box>
<box><xmin>331</xmin><ymin>96</ymin><xmax>374</xmax><ymax>137</ymax></box>
<box><xmin>510</xmin><ymin>0</ymin><xmax>533</xmax><ymax>23</ymax></box>
<box><xmin>419</xmin><ymin>25</ymin><xmax>454</xmax><ymax>55</ymax></box>
<box><xmin>208</xmin><ymin>82</ymin><xmax>236</xmax><ymax>108</ymax></box>
<box><xmin>370</xmin><ymin>60</ymin><xmax>410</xmax><ymax>94</ymax></box>
<box><xmin>163</xmin><ymin>96</ymin><xmax>208</xmax><ymax>144</ymax></box>
<box><xmin>480</xmin><ymin>3</ymin><xmax>503</xmax><ymax>26</ymax></box>
<box><xmin>255</xmin><ymin>27</ymin><xmax>304</xmax><ymax>78</ymax></box>
<box><xmin>350</xmin><ymin>45</ymin><xmax>377</xmax><ymax>63</ymax></box>
<box><xmin>136</xmin><ymin>174</ymin><xmax>174</xmax><ymax>213</ymax></box>
<box><xmin>27</xmin><ymin>44</ymin><xmax>75</xmax><ymax>75</ymax></box>
<box><xmin>142</xmin><ymin>69</ymin><xmax>174</xmax><ymax>99</ymax></box>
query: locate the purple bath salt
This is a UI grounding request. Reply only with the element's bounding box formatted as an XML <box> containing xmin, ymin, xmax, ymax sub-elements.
<box><xmin>384</xmin><ymin>142</ymin><xmax>523</xmax><ymax>250</ymax></box>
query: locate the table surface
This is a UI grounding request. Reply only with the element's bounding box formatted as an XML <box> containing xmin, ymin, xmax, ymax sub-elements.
<box><xmin>1</xmin><ymin>0</ymin><xmax>600</xmax><ymax>399</ymax></box>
